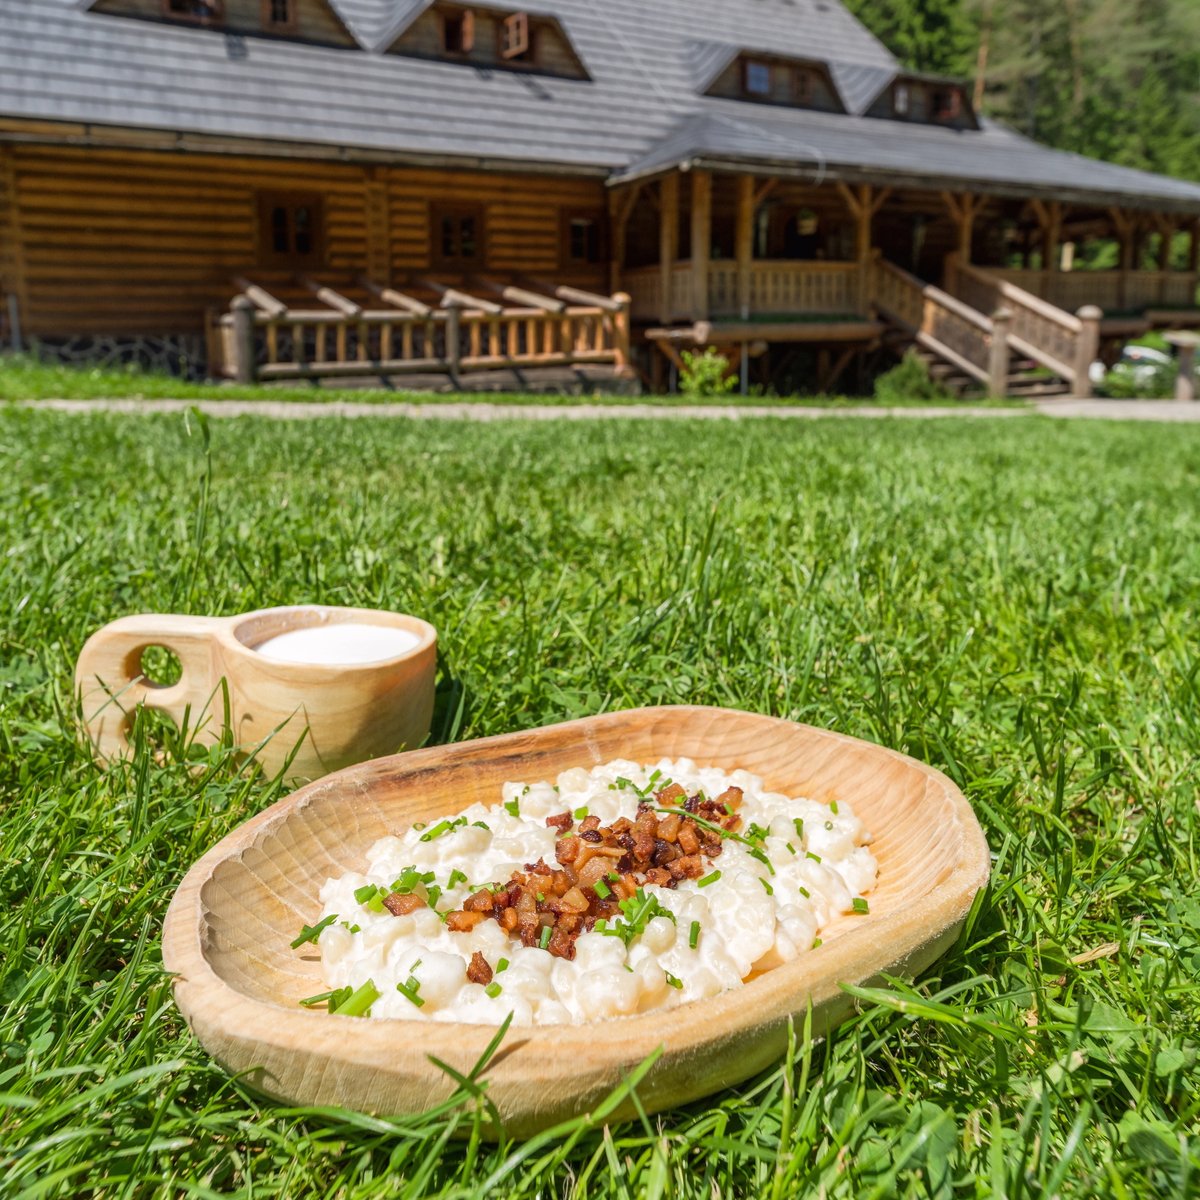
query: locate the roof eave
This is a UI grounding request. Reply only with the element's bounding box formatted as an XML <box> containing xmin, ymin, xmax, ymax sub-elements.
<box><xmin>608</xmin><ymin>151</ymin><xmax>1200</xmax><ymax>215</ymax></box>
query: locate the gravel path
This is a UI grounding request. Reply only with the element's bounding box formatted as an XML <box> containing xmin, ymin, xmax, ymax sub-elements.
<box><xmin>14</xmin><ymin>397</ymin><xmax>1200</xmax><ymax>422</ymax></box>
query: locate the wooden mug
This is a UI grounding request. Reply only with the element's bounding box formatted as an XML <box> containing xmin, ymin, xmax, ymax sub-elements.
<box><xmin>75</xmin><ymin>605</ymin><xmax>437</xmax><ymax>781</ymax></box>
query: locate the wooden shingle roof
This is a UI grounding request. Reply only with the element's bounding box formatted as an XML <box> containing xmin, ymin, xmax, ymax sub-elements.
<box><xmin>2</xmin><ymin>0</ymin><xmax>1199</xmax><ymax>212</ymax></box>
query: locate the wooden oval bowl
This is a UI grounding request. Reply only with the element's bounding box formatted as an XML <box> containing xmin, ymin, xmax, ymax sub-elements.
<box><xmin>163</xmin><ymin>706</ymin><xmax>989</xmax><ymax>1135</ymax></box>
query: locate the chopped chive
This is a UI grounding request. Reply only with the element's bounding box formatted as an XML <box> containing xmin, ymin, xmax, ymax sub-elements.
<box><xmin>697</xmin><ymin>870</ymin><xmax>721</xmax><ymax>888</ymax></box>
<box><xmin>760</xmin><ymin>877</ymin><xmax>774</xmax><ymax>896</ymax></box>
<box><xmin>396</xmin><ymin>978</ymin><xmax>425</xmax><ymax>1008</ymax></box>
<box><xmin>812</xmin><ymin>938</ymin><xmax>823</xmax><ymax>949</ymax></box>
<box><xmin>420</xmin><ymin>816</ymin><xmax>467</xmax><ymax>842</ymax></box>
<box><xmin>786</xmin><ymin>842</ymin><xmax>797</xmax><ymax>855</ymax></box>
<box><xmin>447</xmin><ymin>869</ymin><xmax>467</xmax><ymax>889</ymax></box>
<box><xmin>806</xmin><ymin>851</ymin><xmax>822</xmax><ymax>863</ymax></box>
<box><xmin>472</xmin><ymin>820</ymin><xmax>490</xmax><ymax>830</ymax></box>
<box><xmin>830</xmin><ymin>800</ymin><xmax>840</xmax><ymax>815</ymax></box>
<box><xmin>298</xmin><ymin>988</ymin><xmax>342</xmax><ymax>1008</ymax></box>
<box><xmin>824</xmin><ymin>821</ymin><xmax>834</xmax><ymax>831</ymax></box>
<box><xmin>332</xmin><ymin>979</ymin><xmax>380</xmax><ymax>1018</ymax></box>
<box><xmin>649</xmin><ymin>768</ymin><xmax>662</xmax><ymax>785</ymax></box>
<box><xmin>665</xmin><ymin>972</ymin><xmax>684</xmax><ymax>990</ymax></box>
<box><xmin>290</xmin><ymin>913</ymin><xmax>338</xmax><ymax>948</ymax></box>
<box><xmin>485</xmin><ymin>982</ymin><xmax>503</xmax><ymax>998</ymax></box>
<box><xmin>504</xmin><ymin>799</ymin><xmax>520</xmax><ymax>817</ymax></box>
<box><xmin>798</xmin><ymin>886</ymin><xmax>811</xmax><ymax>899</ymax></box>
<box><xmin>624</xmin><ymin>963</ymin><xmax>634</xmax><ymax>972</ymax></box>
<box><xmin>594</xmin><ymin>919</ymin><xmax>608</xmax><ymax>932</ymax></box>
<box><xmin>536</xmin><ymin>892</ymin><xmax>545</xmax><ymax>902</ymax></box>
<box><xmin>353</xmin><ymin>884</ymin><xmax>379</xmax><ymax>904</ymax></box>
<box><xmin>688</xmin><ymin>920</ymin><xmax>700</xmax><ymax>949</ymax></box>
<box><xmin>748</xmin><ymin>847</ymin><xmax>775</xmax><ymax>875</ymax></box>
<box><xmin>573</xmin><ymin>806</ymin><xmax>589</xmax><ymax>819</ymax></box>
<box><xmin>496</xmin><ymin>957</ymin><xmax>509</xmax><ymax>973</ymax></box>
<box><xmin>793</xmin><ymin>818</ymin><xmax>805</xmax><ymax>838</ymax></box>
<box><xmin>412</xmin><ymin>822</ymin><xmax>427</xmax><ymax>831</ymax></box>
<box><xmin>538</xmin><ymin>925</ymin><xmax>552</xmax><ymax>950</ymax></box>
<box><xmin>852</xmin><ymin>897</ymin><xmax>870</xmax><ymax>914</ymax></box>
<box><xmin>339</xmin><ymin>921</ymin><xmax>361</xmax><ymax>934</ymax></box>
<box><xmin>593</xmin><ymin>878</ymin><xmax>611</xmax><ymax>899</ymax></box>
<box><xmin>426</xmin><ymin>885</ymin><xmax>442</xmax><ymax>909</ymax></box>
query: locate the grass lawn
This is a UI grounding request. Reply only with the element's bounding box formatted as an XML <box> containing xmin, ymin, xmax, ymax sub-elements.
<box><xmin>0</xmin><ymin>354</ymin><xmax>1027</xmax><ymax>407</ymax></box>
<box><xmin>1</xmin><ymin>407</ymin><xmax>1197</xmax><ymax>1197</ymax></box>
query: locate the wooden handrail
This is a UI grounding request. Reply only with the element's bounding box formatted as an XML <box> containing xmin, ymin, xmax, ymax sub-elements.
<box><xmin>232</xmin><ymin>276</ymin><xmax>287</xmax><ymax>319</ymax></box>
<box><xmin>955</xmin><ymin>259</ymin><xmax>1082</xmax><ymax>333</ymax></box>
<box><xmin>358</xmin><ymin>277</ymin><xmax>432</xmax><ymax>318</ymax></box>
<box><xmin>875</xmin><ymin>258</ymin><xmax>993</xmax><ymax>332</ymax></box>
<box><xmin>418</xmin><ymin>278</ymin><xmax>504</xmax><ymax>315</ymax></box>
<box><xmin>474</xmin><ymin>277</ymin><xmax>565</xmax><ymax>313</ymax></box>
<box><xmin>300</xmin><ymin>277</ymin><xmax>362</xmax><ymax>318</ymax></box>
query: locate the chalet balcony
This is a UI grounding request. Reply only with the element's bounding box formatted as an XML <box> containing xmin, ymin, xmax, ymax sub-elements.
<box><xmin>624</xmin><ymin>260</ymin><xmax>864</xmax><ymax>324</ymax></box>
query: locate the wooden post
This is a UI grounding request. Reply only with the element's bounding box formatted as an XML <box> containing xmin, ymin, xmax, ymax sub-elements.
<box><xmin>1189</xmin><ymin>221</ymin><xmax>1200</xmax><ymax>275</ymax></box>
<box><xmin>364</xmin><ymin>168</ymin><xmax>391</xmax><ymax>288</ymax></box>
<box><xmin>444</xmin><ymin>305</ymin><xmax>461</xmax><ymax>376</ymax></box>
<box><xmin>1110</xmin><ymin>208</ymin><xmax>1135</xmax><ymax>309</ymax></box>
<box><xmin>840</xmin><ymin>182</ymin><xmax>888</xmax><ymax>315</ymax></box>
<box><xmin>1074</xmin><ymin>305</ymin><xmax>1102</xmax><ymax>399</ymax></box>
<box><xmin>988</xmin><ymin>306</ymin><xmax>1012</xmax><ymax>398</ymax></box>
<box><xmin>690</xmin><ymin>169</ymin><xmax>712</xmax><ymax>322</ymax></box>
<box><xmin>231</xmin><ymin>296</ymin><xmax>257</xmax><ymax>384</ymax></box>
<box><xmin>735</xmin><ymin>175</ymin><xmax>755</xmax><ymax>320</ymax></box>
<box><xmin>1155</xmin><ymin>215</ymin><xmax>1175</xmax><ymax>303</ymax></box>
<box><xmin>659</xmin><ymin>171</ymin><xmax>679</xmax><ymax>324</ymax></box>
<box><xmin>612</xmin><ymin>292</ymin><xmax>632</xmax><ymax>375</ymax></box>
<box><xmin>1165</xmin><ymin>333</ymin><xmax>1199</xmax><ymax>402</ymax></box>
<box><xmin>608</xmin><ymin>183</ymin><xmax>641</xmax><ymax>296</ymax></box>
<box><xmin>6</xmin><ymin>293</ymin><xmax>21</xmax><ymax>353</ymax></box>
<box><xmin>0</xmin><ymin>146</ymin><xmax>30</xmax><ymax>344</ymax></box>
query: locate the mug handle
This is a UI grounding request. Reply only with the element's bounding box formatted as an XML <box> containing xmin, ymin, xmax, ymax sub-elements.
<box><xmin>75</xmin><ymin>614</ymin><xmax>228</xmax><ymax>763</ymax></box>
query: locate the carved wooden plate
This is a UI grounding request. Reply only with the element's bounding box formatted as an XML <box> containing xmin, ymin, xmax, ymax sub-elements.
<box><xmin>162</xmin><ymin>706</ymin><xmax>989</xmax><ymax>1135</ymax></box>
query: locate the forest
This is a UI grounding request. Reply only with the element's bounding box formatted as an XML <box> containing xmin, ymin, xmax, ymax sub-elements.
<box><xmin>847</xmin><ymin>0</ymin><xmax>1200</xmax><ymax>182</ymax></box>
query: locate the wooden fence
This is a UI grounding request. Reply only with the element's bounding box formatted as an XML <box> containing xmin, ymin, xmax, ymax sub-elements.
<box><xmin>213</xmin><ymin>281</ymin><xmax>631</xmax><ymax>384</ymax></box>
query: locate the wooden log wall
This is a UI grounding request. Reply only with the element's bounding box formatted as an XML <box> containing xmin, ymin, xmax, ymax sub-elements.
<box><xmin>0</xmin><ymin>143</ymin><xmax>609</xmax><ymax>337</ymax></box>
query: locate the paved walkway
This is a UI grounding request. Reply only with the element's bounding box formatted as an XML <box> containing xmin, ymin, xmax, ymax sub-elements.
<box><xmin>16</xmin><ymin>397</ymin><xmax>1200</xmax><ymax>422</ymax></box>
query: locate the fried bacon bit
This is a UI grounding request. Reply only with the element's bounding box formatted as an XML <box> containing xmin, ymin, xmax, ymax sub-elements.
<box><xmin>382</xmin><ymin>892</ymin><xmax>427</xmax><ymax>916</ymax></box>
<box><xmin>466</xmin><ymin>951</ymin><xmax>493</xmax><ymax>985</ymax></box>
<box><xmin>441</xmin><ymin>787</ymin><xmax>740</xmax><ymax>960</ymax></box>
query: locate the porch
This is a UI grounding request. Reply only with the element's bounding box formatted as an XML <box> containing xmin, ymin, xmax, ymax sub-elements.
<box><xmin>609</xmin><ymin>167</ymin><xmax>1200</xmax><ymax>396</ymax></box>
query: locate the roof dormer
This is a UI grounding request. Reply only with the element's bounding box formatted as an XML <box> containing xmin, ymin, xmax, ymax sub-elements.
<box><xmin>696</xmin><ymin>46</ymin><xmax>845</xmax><ymax>115</ymax></box>
<box><xmin>867</xmin><ymin>75</ymin><xmax>979</xmax><ymax>131</ymax></box>
<box><xmin>379</xmin><ymin>2</ymin><xmax>590</xmax><ymax>81</ymax></box>
<box><xmin>85</xmin><ymin>0</ymin><xmax>358</xmax><ymax>48</ymax></box>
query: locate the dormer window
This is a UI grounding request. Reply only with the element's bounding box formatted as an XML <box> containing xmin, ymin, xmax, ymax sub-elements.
<box><xmin>261</xmin><ymin>0</ymin><xmax>295</xmax><ymax>33</ymax></box>
<box><xmin>162</xmin><ymin>0</ymin><xmax>223</xmax><ymax>25</ymax></box>
<box><xmin>501</xmin><ymin>12</ymin><xmax>532</xmax><ymax>61</ymax></box>
<box><xmin>894</xmin><ymin>84</ymin><xmax>910</xmax><ymax>116</ymax></box>
<box><xmin>743</xmin><ymin>59</ymin><xmax>772</xmax><ymax>98</ymax></box>
<box><xmin>442</xmin><ymin>9</ymin><xmax>475</xmax><ymax>55</ymax></box>
<box><xmin>933</xmin><ymin>88</ymin><xmax>962</xmax><ymax>121</ymax></box>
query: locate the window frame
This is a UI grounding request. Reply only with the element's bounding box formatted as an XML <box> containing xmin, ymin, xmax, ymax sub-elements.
<box><xmin>161</xmin><ymin>0</ymin><xmax>224</xmax><ymax>26</ymax></box>
<box><xmin>742</xmin><ymin>58</ymin><xmax>773</xmax><ymax>99</ymax></box>
<box><xmin>441</xmin><ymin>8</ymin><xmax>476</xmax><ymax>56</ymax></box>
<box><xmin>257</xmin><ymin>193</ymin><xmax>326</xmax><ymax>268</ymax></box>
<box><xmin>560</xmin><ymin>209</ymin><xmax>608</xmax><ymax>268</ymax></box>
<box><xmin>501</xmin><ymin>12</ymin><xmax>533</xmax><ymax>61</ymax></box>
<box><xmin>793</xmin><ymin>67</ymin><xmax>813</xmax><ymax>105</ymax></box>
<box><xmin>431</xmin><ymin>202</ymin><xmax>487</xmax><ymax>270</ymax></box>
<box><xmin>932</xmin><ymin>87</ymin><xmax>962</xmax><ymax>122</ymax></box>
<box><xmin>260</xmin><ymin>0</ymin><xmax>297</xmax><ymax>34</ymax></box>
<box><xmin>893</xmin><ymin>83</ymin><xmax>911</xmax><ymax>116</ymax></box>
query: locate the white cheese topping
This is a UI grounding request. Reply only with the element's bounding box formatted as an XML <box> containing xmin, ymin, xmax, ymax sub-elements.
<box><xmin>311</xmin><ymin>758</ymin><xmax>877</xmax><ymax>1025</ymax></box>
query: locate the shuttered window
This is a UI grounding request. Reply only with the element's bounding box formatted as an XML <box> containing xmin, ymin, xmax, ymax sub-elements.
<box><xmin>258</xmin><ymin>195</ymin><xmax>324</xmax><ymax>266</ymax></box>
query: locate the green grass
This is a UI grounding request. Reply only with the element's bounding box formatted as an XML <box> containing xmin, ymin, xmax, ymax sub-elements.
<box><xmin>0</xmin><ymin>354</ymin><xmax>1026</xmax><ymax>407</ymax></box>
<box><xmin>1</xmin><ymin>408</ymin><xmax>1198</xmax><ymax>1197</ymax></box>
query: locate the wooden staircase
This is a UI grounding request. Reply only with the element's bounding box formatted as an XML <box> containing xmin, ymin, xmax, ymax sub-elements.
<box><xmin>870</xmin><ymin>255</ymin><xmax>1100</xmax><ymax>399</ymax></box>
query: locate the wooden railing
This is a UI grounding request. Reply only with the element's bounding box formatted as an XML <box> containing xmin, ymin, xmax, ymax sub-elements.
<box><xmin>946</xmin><ymin>258</ymin><xmax>1098</xmax><ymax>395</ymax></box>
<box><xmin>871</xmin><ymin>257</ymin><xmax>995</xmax><ymax>390</ymax></box>
<box><xmin>986</xmin><ymin>267</ymin><xmax>1199</xmax><ymax>313</ymax></box>
<box><xmin>625</xmin><ymin>260</ymin><xmax>861</xmax><ymax>323</ymax></box>
<box><xmin>216</xmin><ymin>287</ymin><xmax>631</xmax><ymax>383</ymax></box>
<box><xmin>708</xmin><ymin>261</ymin><xmax>861</xmax><ymax>318</ymax></box>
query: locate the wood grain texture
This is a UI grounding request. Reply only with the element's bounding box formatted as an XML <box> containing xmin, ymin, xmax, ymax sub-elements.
<box><xmin>75</xmin><ymin>605</ymin><xmax>436</xmax><ymax>782</ymax></box>
<box><xmin>161</xmin><ymin>706</ymin><xmax>990</xmax><ymax>1135</ymax></box>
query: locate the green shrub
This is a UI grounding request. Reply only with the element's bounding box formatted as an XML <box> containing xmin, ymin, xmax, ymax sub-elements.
<box><xmin>873</xmin><ymin>350</ymin><xmax>953</xmax><ymax>403</ymax></box>
<box><xmin>679</xmin><ymin>348</ymin><xmax>738</xmax><ymax>398</ymax></box>
<box><xmin>1099</xmin><ymin>361</ymin><xmax>1175</xmax><ymax>400</ymax></box>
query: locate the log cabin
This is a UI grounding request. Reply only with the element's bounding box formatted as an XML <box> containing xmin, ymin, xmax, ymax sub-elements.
<box><xmin>2</xmin><ymin>0</ymin><xmax>1200</xmax><ymax>396</ymax></box>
